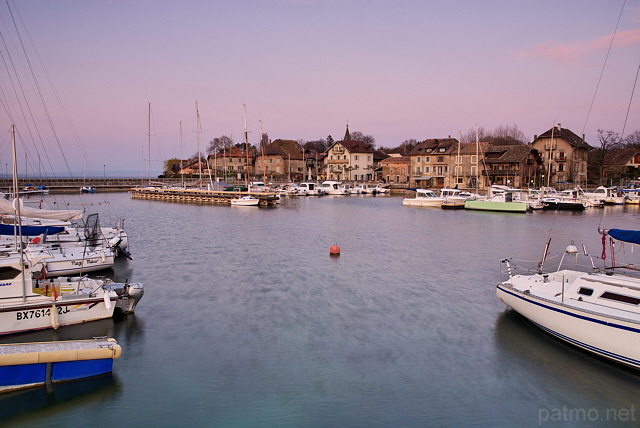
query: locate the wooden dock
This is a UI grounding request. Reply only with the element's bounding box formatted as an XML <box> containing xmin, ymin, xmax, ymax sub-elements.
<box><xmin>130</xmin><ymin>186</ymin><xmax>279</xmax><ymax>206</ymax></box>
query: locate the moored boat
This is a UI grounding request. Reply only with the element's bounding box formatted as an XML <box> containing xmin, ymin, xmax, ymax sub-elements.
<box><xmin>496</xmin><ymin>228</ymin><xmax>640</xmax><ymax>369</ymax></box>
<box><xmin>402</xmin><ymin>189</ymin><xmax>444</xmax><ymax>207</ymax></box>
<box><xmin>230</xmin><ymin>195</ymin><xmax>259</xmax><ymax>206</ymax></box>
<box><xmin>464</xmin><ymin>186</ymin><xmax>528</xmax><ymax>213</ymax></box>
<box><xmin>0</xmin><ymin>337</ymin><xmax>122</xmax><ymax>393</ymax></box>
<box><xmin>0</xmin><ymin>252</ymin><xmax>117</xmax><ymax>336</ymax></box>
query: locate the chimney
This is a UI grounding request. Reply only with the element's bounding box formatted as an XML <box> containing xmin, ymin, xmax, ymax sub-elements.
<box><xmin>557</xmin><ymin>123</ymin><xmax>562</xmax><ymax>132</ymax></box>
<box><xmin>534</xmin><ymin>134</ymin><xmax>538</xmax><ymax>140</ymax></box>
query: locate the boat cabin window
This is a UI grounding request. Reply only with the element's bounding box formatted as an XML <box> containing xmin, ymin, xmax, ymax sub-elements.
<box><xmin>0</xmin><ymin>266</ymin><xmax>22</xmax><ymax>280</ymax></box>
<box><xmin>577</xmin><ymin>287</ymin><xmax>593</xmax><ymax>296</ymax></box>
<box><xmin>599</xmin><ymin>291</ymin><xmax>640</xmax><ymax>305</ymax></box>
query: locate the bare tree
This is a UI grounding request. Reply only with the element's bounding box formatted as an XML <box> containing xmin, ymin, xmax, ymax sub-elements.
<box><xmin>304</xmin><ymin>139</ymin><xmax>328</xmax><ymax>153</ymax></box>
<box><xmin>491</xmin><ymin>124</ymin><xmax>527</xmax><ymax>145</ymax></box>
<box><xmin>623</xmin><ymin>130</ymin><xmax>640</xmax><ymax>148</ymax></box>
<box><xmin>461</xmin><ymin>126</ymin><xmax>490</xmax><ymax>144</ymax></box>
<box><xmin>593</xmin><ymin>129</ymin><xmax>622</xmax><ymax>185</ymax></box>
<box><xmin>207</xmin><ymin>135</ymin><xmax>234</xmax><ymax>154</ymax></box>
<box><xmin>350</xmin><ymin>131</ymin><xmax>375</xmax><ymax>146</ymax></box>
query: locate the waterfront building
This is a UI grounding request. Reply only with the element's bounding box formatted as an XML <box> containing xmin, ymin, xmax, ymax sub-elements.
<box><xmin>253</xmin><ymin>139</ymin><xmax>305</xmax><ymax>181</ymax></box>
<box><xmin>482</xmin><ymin>144</ymin><xmax>543</xmax><ymax>189</ymax></box>
<box><xmin>325</xmin><ymin>126</ymin><xmax>377</xmax><ymax>181</ymax></box>
<box><xmin>452</xmin><ymin>141</ymin><xmax>491</xmax><ymax>192</ymax></box>
<box><xmin>208</xmin><ymin>147</ymin><xmax>256</xmax><ymax>182</ymax></box>
<box><xmin>380</xmin><ymin>154</ymin><xmax>410</xmax><ymax>184</ymax></box>
<box><xmin>531</xmin><ymin>124</ymin><xmax>591</xmax><ymax>188</ymax></box>
<box><xmin>601</xmin><ymin>148</ymin><xmax>640</xmax><ymax>185</ymax></box>
<box><xmin>408</xmin><ymin>137</ymin><xmax>458</xmax><ymax>189</ymax></box>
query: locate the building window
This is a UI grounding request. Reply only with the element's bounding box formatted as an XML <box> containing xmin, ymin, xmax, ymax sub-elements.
<box><xmin>437</xmin><ymin>156</ymin><xmax>444</xmax><ymax>162</ymax></box>
<box><xmin>417</xmin><ymin>157</ymin><xmax>421</xmax><ymax>163</ymax></box>
<box><xmin>355</xmin><ymin>155</ymin><xmax>359</xmax><ymax>161</ymax></box>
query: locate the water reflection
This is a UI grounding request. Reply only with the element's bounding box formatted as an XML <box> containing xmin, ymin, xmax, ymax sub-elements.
<box><xmin>494</xmin><ymin>309</ymin><xmax>640</xmax><ymax>408</ymax></box>
<box><xmin>0</xmin><ymin>375</ymin><xmax>120</xmax><ymax>422</ymax></box>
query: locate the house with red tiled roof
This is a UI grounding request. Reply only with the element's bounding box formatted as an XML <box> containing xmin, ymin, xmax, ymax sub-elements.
<box><xmin>325</xmin><ymin>126</ymin><xmax>377</xmax><ymax>181</ymax></box>
<box><xmin>208</xmin><ymin>146</ymin><xmax>255</xmax><ymax>181</ymax></box>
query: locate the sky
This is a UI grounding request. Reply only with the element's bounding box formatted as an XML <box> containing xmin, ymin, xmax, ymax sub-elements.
<box><xmin>1</xmin><ymin>0</ymin><xmax>639</xmax><ymax>178</ymax></box>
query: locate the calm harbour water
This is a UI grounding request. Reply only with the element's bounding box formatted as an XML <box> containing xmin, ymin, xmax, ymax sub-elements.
<box><xmin>1</xmin><ymin>192</ymin><xmax>639</xmax><ymax>427</ymax></box>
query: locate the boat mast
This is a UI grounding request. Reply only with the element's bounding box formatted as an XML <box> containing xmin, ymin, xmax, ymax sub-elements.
<box><xmin>10</xmin><ymin>126</ymin><xmax>27</xmax><ymax>301</ymax></box>
<box><xmin>179</xmin><ymin>121</ymin><xmax>184</xmax><ymax>189</ymax></box>
<box><xmin>259</xmin><ymin>120</ymin><xmax>266</xmax><ymax>183</ymax></box>
<box><xmin>243</xmin><ymin>103</ymin><xmax>250</xmax><ymax>186</ymax></box>
<box><xmin>196</xmin><ymin>101</ymin><xmax>202</xmax><ymax>183</ymax></box>
<box><xmin>475</xmin><ymin>124</ymin><xmax>479</xmax><ymax>191</ymax></box>
<box><xmin>147</xmin><ymin>102</ymin><xmax>151</xmax><ymax>186</ymax></box>
<box><xmin>456</xmin><ymin>130</ymin><xmax>461</xmax><ymax>187</ymax></box>
<box><xmin>547</xmin><ymin>121</ymin><xmax>555</xmax><ymax>188</ymax></box>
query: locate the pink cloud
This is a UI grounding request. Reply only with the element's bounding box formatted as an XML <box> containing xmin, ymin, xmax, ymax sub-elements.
<box><xmin>516</xmin><ymin>28</ymin><xmax>640</xmax><ymax>62</ymax></box>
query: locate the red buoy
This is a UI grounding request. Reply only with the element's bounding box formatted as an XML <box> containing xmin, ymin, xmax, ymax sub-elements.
<box><xmin>329</xmin><ymin>244</ymin><xmax>341</xmax><ymax>256</ymax></box>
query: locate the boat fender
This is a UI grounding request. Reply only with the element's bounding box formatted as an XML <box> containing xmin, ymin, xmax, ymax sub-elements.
<box><xmin>50</xmin><ymin>304</ymin><xmax>59</xmax><ymax>330</ymax></box>
<box><xmin>104</xmin><ymin>293</ymin><xmax>112</xmax><ymax>310</ymax></box>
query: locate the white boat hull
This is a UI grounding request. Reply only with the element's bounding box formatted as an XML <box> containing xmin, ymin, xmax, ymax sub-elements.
<box><xmin>402</xmin><ymin>198</ymin><xmax>443</xmax><ymax>207</ymax></box>
<box><xmin>496</xmin><ymin>283</ymin><xmax>640</xmax><ymax>368</ymax></box>
<box><xmin>0</xmin><ymin>295</ymin><xmax>117</xmax><ymax>336</ymax></box>
<box><xmin>42</xmin><ymin>250</ymin><xmax>115</xmax><ymax>276</ymax></box>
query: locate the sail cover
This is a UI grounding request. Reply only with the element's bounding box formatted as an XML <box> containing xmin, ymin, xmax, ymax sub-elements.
<box><xmin>0</xmin><ymin>197</ymin><xmax>83</xmax><ymax>221</ymax></box>
<box><xmin>607</xmin><ymin>229</ymin><xmax>640</xmax><ymax>245</ymax></box>
<box><xmin>0</xmin><ymin>224</ymin><xmax>65</xmax><ymax>236</ymax></box>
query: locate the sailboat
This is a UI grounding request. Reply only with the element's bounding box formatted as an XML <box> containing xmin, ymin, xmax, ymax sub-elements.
<box><xmin>0</xmin><ymin>126</ymin><xmax>117</xmax><ymax>335</ymax></box>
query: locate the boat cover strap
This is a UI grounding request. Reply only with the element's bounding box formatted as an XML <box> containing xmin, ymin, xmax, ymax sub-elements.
<box><xmin>607</xmin><ymin>229</ymin><xmax>640</xmax><ymax>245</ymax></box>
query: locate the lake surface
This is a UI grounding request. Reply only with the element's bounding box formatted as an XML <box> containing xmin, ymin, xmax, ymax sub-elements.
<box><xmin>1</xmin><ymin>193</ymin><xmax>639</xmax><ymax>427</ymax></box>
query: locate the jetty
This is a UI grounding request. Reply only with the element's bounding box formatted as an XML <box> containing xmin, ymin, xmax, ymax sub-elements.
<box><xmin>130</xmin><ymin>186</ymin><xmax>280</xmax><ymax>206</ymax></box>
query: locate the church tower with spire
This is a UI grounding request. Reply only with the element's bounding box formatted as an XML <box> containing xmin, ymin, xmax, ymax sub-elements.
<box><xmin>343</xmin><ymin>123</ymin><xmax>351</xmax><ymax>141</ymax></box>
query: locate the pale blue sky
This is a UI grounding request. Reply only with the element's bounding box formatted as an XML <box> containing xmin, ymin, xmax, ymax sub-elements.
<box><xmin>1</xmin><ymin>0</ymin><xmax>639</xmax><ymax>177</ymax></box>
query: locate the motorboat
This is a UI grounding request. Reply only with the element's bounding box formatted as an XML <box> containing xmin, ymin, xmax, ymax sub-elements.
<box><xmin>319</xmin><ymin>181</ymin><xmax>350</xmax><ymax>195</ymax></box>
<box><xmin>541</xmin><ymin>198</ymin><xmax>587</xmax><ymax>211</ymax></box>
<box><xmin>0</xmin><ymin>251</ymin><xmax>117</xmax><ymax>336</ymax></box>
<box><xmin>464</xmin><ymin>186</ymin><xmax>528</xmax><ymax>213</ymax></box>
<box><xmin>497</xmin><ymin>228</ymin><xmax>640</xmax><ymax>369</ymax></box>
<box><xmin>80</xmin><ymin>186</ymin><xmax>96</xmax><ymax>193</ymax></box>
<box><xmin>230</xmin><ymin>195</ymin><xmax>259</xmax><ymax>206</ymax></box>
<box><xmin>297</xmin><ymin>182</ymin><xmax>324</xmax><ymax>196</ymax></box>
<box><xmin>583</xmin><ymin>186</ymin><xmax>625</xmax><ymax>206</ymax></box>
<box><xmin>372</xmin><ymin>183</ymin><xmax>390</xmax><ymax>194</ymax></box>
<box><xmin>350</xmin><ymin>184</ymin><xmax>365</xmax><ymax>194</ymax></box>
<box><xmin>402</xmin><ymin>189</ymin><xmax>444</xmax><ymax>207</ymax></box>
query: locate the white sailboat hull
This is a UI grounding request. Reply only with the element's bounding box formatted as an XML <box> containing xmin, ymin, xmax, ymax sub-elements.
<box><xmin>496</xmin><ymin>281</ymin><xmax>640</xmax><ymax>369</ymax></box>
